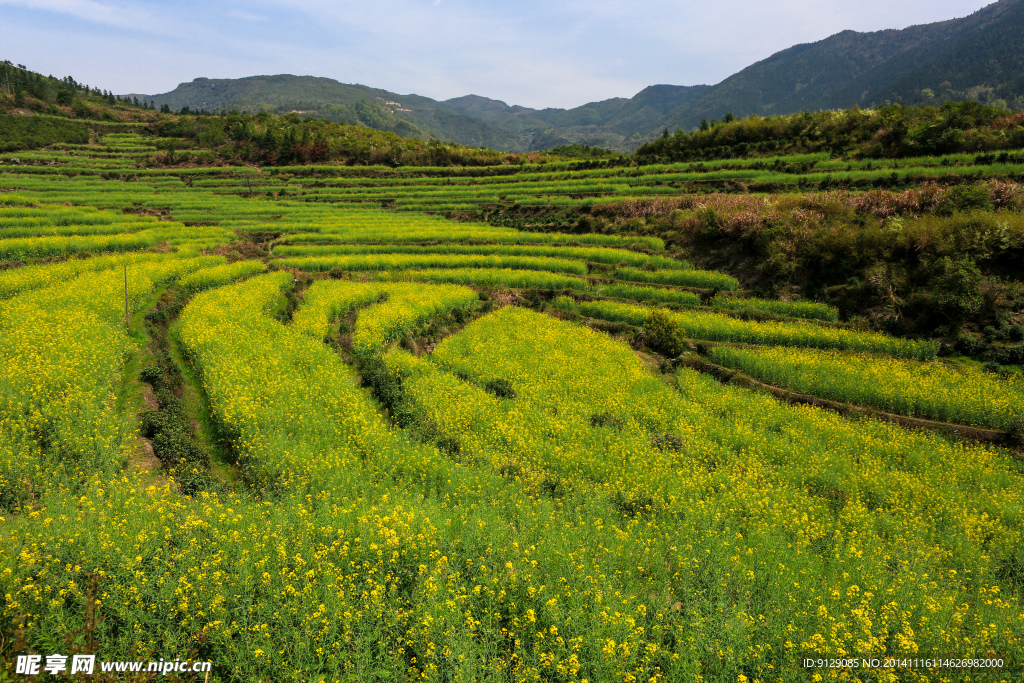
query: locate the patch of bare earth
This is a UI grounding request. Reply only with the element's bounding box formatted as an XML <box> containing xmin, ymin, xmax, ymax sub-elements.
<box><xmin>131</xmin><ymin>438</ymin><xmax>162</xmax><ymax>474</ymax></box>
<box><xmin>141</xmin><ymin>383</ymin><xmax>159</xmax><ymax>411</ymax></box>
<box><xmin>130</xmin><ymin>384</ymin><xmax>166</xmax><ymax>483</ymax></box>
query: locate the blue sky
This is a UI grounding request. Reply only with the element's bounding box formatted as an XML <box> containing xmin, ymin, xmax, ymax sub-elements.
<box><xmin>0</xmin><ymin>0</ymin><xmax>999</xmax><ymax>109</ymax></box>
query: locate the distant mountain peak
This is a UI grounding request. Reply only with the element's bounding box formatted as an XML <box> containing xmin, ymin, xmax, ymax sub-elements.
<box><xmin>443</xmin><ymin>94</ymin><xmax>519</xmax><ymax>114</ymax></box>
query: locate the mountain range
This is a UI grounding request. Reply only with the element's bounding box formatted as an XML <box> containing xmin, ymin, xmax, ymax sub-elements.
<box><xmin>130</xmin><ymin>0</ymin><xmax>1024</xmax><ymax>152</ymax></box>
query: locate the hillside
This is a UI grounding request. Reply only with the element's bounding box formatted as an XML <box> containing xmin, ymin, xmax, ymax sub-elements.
<box><xmin>128</xmin><ymin>0</ymin><xmax>1024</xmax><ymax>152</ymax></box>
<box><xmin>136</xmin><ymin>76</ymin><xmax>710</xmax><ymax>152</ymax></box>
<box><xmin>0</xmin><ymin>63</ymin><xmax>537</xmax><ymax>167</ymax></box>
<box><xmin>636</xmin><ymin>101</ymin><xmax>1024</xmax><ymax>162</ymax></box>
<box><xmin>657</xmin><ymin>0</ymin><xmax>1024</xmax><ymax>132</ymax></box>
<box><xmin>442</xmin><ymin>84</ymin><xmax>711</xmax><ymax>149</ymax></box>
<box><xmin>135</xmin><ymin>77</ymin><xmax>714</xmax><ymax>152</ymax></box>
<box><xmin>869</xmin><ymin>0</ymin><xmax>1024</xmax><ymax>107</ymax></box>
<box><xmin>126</xmin><ymin>75</ymin><xmax>523</xmax><ymax>150</ymax></box>
<box><xmin>0</xmin><ymin>61</ymin><xmax>163</xmax><ymax>152</ymax></box>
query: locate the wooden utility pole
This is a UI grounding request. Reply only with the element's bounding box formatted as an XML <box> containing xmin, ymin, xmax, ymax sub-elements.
<box><xmin>124</xmin><ymin>265</ymin><xmax>129</xmax><ymax>334</ymax></box>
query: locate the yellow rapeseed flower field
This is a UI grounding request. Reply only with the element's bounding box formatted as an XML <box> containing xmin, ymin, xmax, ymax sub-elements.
<box><xmin>0</xmin><ymin>133</ymin><xmax>1022</xmax><ymax>682</ymax></box>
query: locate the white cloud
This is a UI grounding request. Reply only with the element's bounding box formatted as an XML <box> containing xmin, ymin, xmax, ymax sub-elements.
<box><xmin>0</xmin><ymin>0</ymin><xmax>154</xmax><ymax>30</ymax></box>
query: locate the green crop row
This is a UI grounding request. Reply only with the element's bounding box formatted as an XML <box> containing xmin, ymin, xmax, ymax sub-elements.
<box><xmin>710</xmin><ymin>294</ymin><xmax>840</xmax><ymax>322</ymax></box>
<box><xmin>0</xmin><ymin>232</ymin><xmax>159</xmax><ymax>261</ymax></box>
<box><xmin>293</xmin><ymin>280</ymin><xmax>477</xmax><ymax>355</ymax></box>
<box><xmin>178</xmin><ymin>260</ymin><xmax>268</xmax><ymax>296</ymax></box>
<box><xmin>272</xmin><ymin>242</ymin><xmax>682</xmax><ymax>269</ymax></box>
<box><xmin>365</xmin><ymin>267</ymin><xmax>590</xmax><ymax>291</ymax></box>
<box><xmin>277</xmin><ymin>253</ymin><xmax>590</xmax><ymax>276</ymax></box>
<box><xmin>615</xmin><ymin>266</ymin><xmax>740</xmax><ymax>291</ymax></box>
<box><xmin>555</xmin><ymin>297</ymin><xmax>938</xmax><ymax>359</ymax></box>
<box><xmin>593</xmin><ymin>283</ymin><xmax>702</xmax><ymax>307</ymax></box>
<box><xmin>710</xmin><ymin>345</ymin><xmax>1023</xmax><ymax>429</ymax></box>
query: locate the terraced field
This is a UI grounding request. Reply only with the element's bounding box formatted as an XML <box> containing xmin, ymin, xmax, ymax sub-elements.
<box><xmin>1</xmin><ymin>133</ymin><xmax>1023</xmax><ymax>682</ymax></box>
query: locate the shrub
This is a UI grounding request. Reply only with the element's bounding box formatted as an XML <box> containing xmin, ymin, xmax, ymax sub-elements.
<box><xmin>954</xmin><ymin>334</ymin><xmax>986</xmax><ymax>356</ymax></box>
<box><xmin>937</xmin><ymin>184</ymin><xmax>993</xmax><ymax>215</ymax></box>
<box><xmin>928</xmin><ymin>256</ymin><xmax>983</xmax><ymax>321</ymax></box>
<box><xmin>651</xmin><ymin>431</ymin><xmax>685</xmax><ymax>452</ymax></box>
<box><xmin>140</xmin><ymin>365</ymin><xmax>163</xmax><ymax>388</ymax></box>
<box><xmin>151</xmin><ymin>426</ymin><xmax>204</xmax><ymax>466</ymax></box>
<box><xmin>644</xmin><ymin>309</ymin><xmax>688</xmax><ymax>357</ymax></box>
<box><xmin>359</xmin><ymin>355</ymin><xmax>415</xmax><ymax>427</ymax></box>
<box><xmin>71</xmin><ymin>99</ymin><xmax>95</xmax><ymax>119</ymax></box>
<box><xmin>994</xmin><ymin>346</ymin><xmax>1024</xmax><ymax>366</ymax></box>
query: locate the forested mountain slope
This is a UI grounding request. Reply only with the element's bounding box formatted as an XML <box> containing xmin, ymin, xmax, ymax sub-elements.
<box><xmin>128</xmin><ymin>0</ymin><xmax>1024</xmax><ymax>151</ymax></box>
<box><xmin>657</xmin><ymin>0</ymin><xmax>1024</xmax><ymax>132</ymax></box>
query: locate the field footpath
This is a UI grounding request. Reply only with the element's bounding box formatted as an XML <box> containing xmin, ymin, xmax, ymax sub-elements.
<box><xmin>141</xmin><ymin>283</ymin><xmax>241</xmax><ymax>493</ymax></box>
<box><xmin>113</xmin><ymin>282</ymin><xmax>172</xmax><ymax>489</ymax></box>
